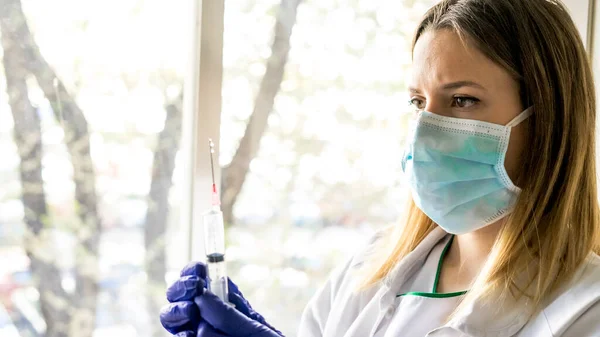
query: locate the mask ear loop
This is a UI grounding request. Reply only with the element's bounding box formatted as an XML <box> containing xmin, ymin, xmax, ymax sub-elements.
<box><xmin>506</xmin><ymin>106</ymin><xmax>533</xmax><ymax>127</ymax></box>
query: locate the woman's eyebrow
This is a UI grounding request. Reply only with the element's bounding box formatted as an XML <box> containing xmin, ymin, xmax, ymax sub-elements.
<box><xmin>408</xmin><ymin>81</ymin><xmax>486</xmax><ymax>94</ymax></box>
<box><xmin>441</xmin><ymin>80</ymin><xmax>486</xmax><ymax>91</ymax></box>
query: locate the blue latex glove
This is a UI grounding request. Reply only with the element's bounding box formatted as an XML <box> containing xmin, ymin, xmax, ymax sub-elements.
<box><xmin>159</xmin><ymin>262</ymin><xmax>284</xmax><ymax>337</ymax></box>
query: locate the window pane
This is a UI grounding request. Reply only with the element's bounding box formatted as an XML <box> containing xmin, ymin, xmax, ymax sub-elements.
<box><xmin>0</xmin><ymin>0</ymin><xmax>192</xmax><ymax>336</ymax></box>
<box><xmin>220</xmin><ymin>1</ymin><xmax>438</xmax><ymax>335</ymax></box>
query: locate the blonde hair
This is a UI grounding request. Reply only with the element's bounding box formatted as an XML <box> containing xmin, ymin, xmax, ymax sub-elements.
<box><xmin>360</xmin><ymin>0</ymin><xmax>600</xmax><ymax>316</ymax></box>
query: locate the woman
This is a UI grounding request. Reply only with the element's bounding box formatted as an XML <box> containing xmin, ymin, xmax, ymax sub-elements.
<box><xmin>159</xmin><ymin>0</ymin><xmax>600</xmax><ymax>336</ymax></box>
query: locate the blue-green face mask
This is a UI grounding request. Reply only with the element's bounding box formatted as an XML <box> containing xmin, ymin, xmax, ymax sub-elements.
<box><xmin>402</xmin><ymin>108</ymin><xmax>532</xmax><ymax>234</ymax></box>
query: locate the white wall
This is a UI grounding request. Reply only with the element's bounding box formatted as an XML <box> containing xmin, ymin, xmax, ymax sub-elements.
<box><xmin>563</xmin><ymin>0</ymin><xmax>600</xmax><ymax>190</ymax></box>
<box><xmin>593</xmin><ymin>0</ymin><xmax>599</xmax><ymax>86</ymax></box>
<box><xmin>593</xmin><ymin>0</ymin><xmax>600</xmax><ymax>182</ymax></box>
<box><xmin>563</xmin><ymin>0</ymin><xmax>593</xmax><ymax>49</ymax></box>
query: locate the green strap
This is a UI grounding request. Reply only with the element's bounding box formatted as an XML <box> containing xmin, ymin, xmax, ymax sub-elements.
<box><xmin>398</xmin><ymin>290</ymin><xmax>468</xmax><ymax>298</ymax></box>
<box><xmin>397</xmin><ymin>235</ymin><xmax>468</xmax><ymax>298</ymax></box>
<box><xmin>432</xmin><ymin>235</ymin><xmax>454</xmax><ymax>293</ymax></box>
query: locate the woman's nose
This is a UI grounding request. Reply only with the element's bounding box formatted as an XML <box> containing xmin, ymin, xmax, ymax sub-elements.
<box><xmin>424</xmin><ymin>100</ymin><xmax>451</xmax><ymax>117</ymax></box>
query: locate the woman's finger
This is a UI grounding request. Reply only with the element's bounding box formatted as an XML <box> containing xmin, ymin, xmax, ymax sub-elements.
<box><xmin>159</xmin><ymin>301</ymin><xmax>200</xmax><ymax>334</ymax></box>
<box><xmin>197</xmin><ymin>320</ymin><xmax>230</xmax><ymax>337</ymax></box>
<box><xmin>195</xmin><ymin>291</ymin><xmax>279</xmax><ymax>337</ymax></box>
<box><xmin>167</xmin><ymin>275</ymin><xmax>206</xmax><ymax>302</ymax></box>
<box><xmin>180</xmin><ymin>261</ymin><xmax>208</xmax><ymax>279</ymax></box>
<box><xmin>175</xmin><ymin>331</ymin><xmax>197</xmax><ymax>337</ymax></box>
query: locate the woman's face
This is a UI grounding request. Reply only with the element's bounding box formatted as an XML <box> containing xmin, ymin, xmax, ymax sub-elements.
<box><xmin>410</xmin><ymin>29</ymin><xmax>526</xmax><ymax>183</ymax></box>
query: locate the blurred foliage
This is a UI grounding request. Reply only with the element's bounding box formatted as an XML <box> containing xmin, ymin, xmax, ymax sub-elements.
<box><xmin>221</xmin><ymin>0</ymin><xmax>438</xmax><ymax>334</ymax></box>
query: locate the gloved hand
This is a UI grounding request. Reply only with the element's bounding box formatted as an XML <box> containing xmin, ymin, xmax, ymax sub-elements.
<box><xmin>159</xmin><ymin>262</ymin><xmax>284</xmax><ymax>337</ymax></box>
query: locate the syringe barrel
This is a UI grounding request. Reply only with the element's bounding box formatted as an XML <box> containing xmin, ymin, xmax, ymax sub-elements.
<box><xmin>202</xmin><ymin>208</ymin><xmax>225</xmax><ymax>255</ymax></box>
<box><xmin>202</xmin><ymin>207</ymin><xmax>229</xmax><ymax>302</ymax></box>
<box><xmin>207</xmin><ymin>259</ymin><xmax>229</xmax><ymax>302</ymax></box>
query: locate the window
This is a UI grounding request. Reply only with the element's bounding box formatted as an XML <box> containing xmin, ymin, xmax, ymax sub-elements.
<box><xmin>0</xmin><ymin>0</ymin><xmax>192</xmax><ymax>336</ymax></box>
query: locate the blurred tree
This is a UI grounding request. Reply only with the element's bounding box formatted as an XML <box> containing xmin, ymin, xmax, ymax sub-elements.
<box><xmin>144</xmin><ymin>94</ymin><xmax>182</xmax><ymax>337</ymax></box>
<box><xmin>221</xmin><ymin>0</ymin><xmax>303</xmax><ymax>225</ymax></box>
<box><xmin>0</xmin><ymin>12</ymin><xmax>72</xmax><ymax>337</ymax></box>
<box><xmin>0</xmin><ymin>0</ymin><xmax>101</xmax><ymax>335</ymax></box>
<box><xmin>0</xmin><ymin>1</ymin><xmax>188</xmax><ymax>335</ymax></box>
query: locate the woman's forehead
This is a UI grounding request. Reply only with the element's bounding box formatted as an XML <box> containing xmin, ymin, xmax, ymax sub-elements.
<box><xmin>410</xmin><ymin>29</ymin><xmax>513</xmax><ymax>92</ymax></box>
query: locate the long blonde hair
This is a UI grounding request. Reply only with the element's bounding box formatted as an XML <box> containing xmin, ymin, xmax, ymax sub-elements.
<box><xmin>360</xmin><ymin>0</ymin><xmax>600</xmax><ymax>315</ymax></box>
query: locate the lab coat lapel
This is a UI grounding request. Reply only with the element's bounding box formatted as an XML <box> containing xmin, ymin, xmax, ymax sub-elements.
<box><xmin>339</xmin><ymin>228</ymin><xmax>448</xmax><ymax>337</ymax></box>
<box><xmin>367</xmin><ymin>228</ymin><xmax>449</xmax><ymax>336</ymax></box>
<box><xmin>444</xmin><ymin>293</ymin><xmax>531</xmax><ymax>337</ymax></box>
<box><xmin>382</xmin><ymin>227</ymin><xmax>449</xmax><ymax>292</ymax></box>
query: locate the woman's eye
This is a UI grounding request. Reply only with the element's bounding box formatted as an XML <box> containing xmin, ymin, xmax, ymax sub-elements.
<box><xmin>452</xmin><ymin>96</ymin><xmax>479</xmax><ymax>108</ymax></box>
<box><xmin>409</xmin><ymin>98</ymin><xmax>425</xmax><ymax>110</ymax></box>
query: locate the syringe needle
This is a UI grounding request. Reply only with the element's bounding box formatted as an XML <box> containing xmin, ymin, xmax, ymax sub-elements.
<box><xmin>208</xmin><ymin>139</ymin><xmax>221</xmax><ymax>207</ymax></box>
<box><xmin>209</xmin><ymin>139</ymin><xmax>216</xmax><ymax>187</ymax></box>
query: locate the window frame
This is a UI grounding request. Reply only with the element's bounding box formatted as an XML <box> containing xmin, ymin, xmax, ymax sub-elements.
<box><xmin>184</xmin><ymin>0</ymin><xmax>225</xmax><ymax>261</ymax></box>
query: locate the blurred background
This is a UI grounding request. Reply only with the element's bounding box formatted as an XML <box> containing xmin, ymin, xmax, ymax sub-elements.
<box><xmin>0</xmin><ymin>0</ymin><xmax>596</xmax><ymax>336</ymax></box>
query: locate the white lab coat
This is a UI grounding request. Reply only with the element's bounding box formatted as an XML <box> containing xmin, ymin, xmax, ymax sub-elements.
<box><xmin>298</xmin><ymin>227</ymin><xmax>600</xmax><ymax>336</ymax></box>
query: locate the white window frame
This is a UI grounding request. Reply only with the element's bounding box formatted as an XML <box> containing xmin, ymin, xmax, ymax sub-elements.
<box><xmin>183</xmin><ymin>0</ymin><xmax>225</xmax><ymax>262</ymax></box>
<box><xmin>588</xmin><ymin>0</ymin><xmax>597</xmax><ymax>55</ymax></box>
<box><xmin>593</xmin><ymin>0</ymin><xmax>600</xmax><ymax>60</ymax></box>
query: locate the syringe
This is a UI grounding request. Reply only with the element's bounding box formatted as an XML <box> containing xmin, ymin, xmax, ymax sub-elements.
<box><xmin>203</xmin><ymin>138</ymin><xmax>229</xmax><ymax>303</ymax></box>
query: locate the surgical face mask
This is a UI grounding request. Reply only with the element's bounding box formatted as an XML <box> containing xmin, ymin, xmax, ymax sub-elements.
<box><xmin>401</xmin><ymin>108</ymin><xmax>532</xmax><ymax>234</ymax></box>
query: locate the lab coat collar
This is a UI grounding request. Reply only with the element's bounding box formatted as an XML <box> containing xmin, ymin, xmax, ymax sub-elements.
<box><xmin>381</xmin><ymin>227</ymin><xmax>531</xmax><ymax>337</ymax></box>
